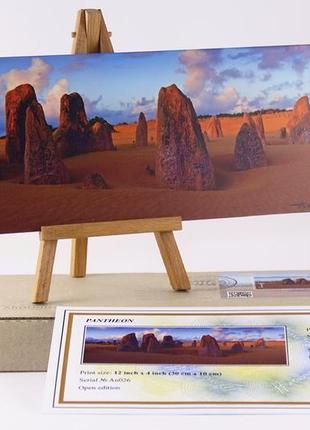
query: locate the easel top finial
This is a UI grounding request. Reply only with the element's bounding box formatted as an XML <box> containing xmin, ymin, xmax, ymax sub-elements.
<box><xmin>72</xmin><ymin>9</ymin><xmax>113</xmax><ymax>55</ymax></box>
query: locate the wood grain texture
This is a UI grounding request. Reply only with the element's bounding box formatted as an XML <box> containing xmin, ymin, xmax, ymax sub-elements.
<box><xmin>36</xmin><ymin>217</ymin><xmax>187</xmax><ymax>302</ymax></box>
<box><xmin>71</xmin><ymin>9</ymin><xmax>87</xmax><ymax>54</ymax></box>
<box><xmin>72</xmin><ymin>9</ymin><xmax>113</xmax><ymax>54</ymax></box>
<box><xmin>40</xmin><ymin>217</ymin><xmax>182</xmax><ymax>240</ymax></box>
<box><xmin>32</xmin><ymin>240</ymin><xmax>57</xmax><ymax>303</ymax></box>
<box><xmin>71</xmin><ymin>237</ymin><xmax>88</xmax><ymax>278</ymax></box>
<box><xmin>98</xmin><ymin>11</ymin><xmax>114</xmax><ymax>52</ymax></box>
<box><xmin>155</xmin><ymin>231</ymin><xmax>191</xmax><ymax>291</ymax></box>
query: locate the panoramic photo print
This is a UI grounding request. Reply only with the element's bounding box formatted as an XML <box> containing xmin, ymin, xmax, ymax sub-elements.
<box><xmin>1</xmin><ymin>45</ymin><xmax>310</xmax><ymax>233</ymax></box>
<box><xmin>82</xmin><ymin>325</ymin><xmax>288</xmax><ymax>365</ymax></box>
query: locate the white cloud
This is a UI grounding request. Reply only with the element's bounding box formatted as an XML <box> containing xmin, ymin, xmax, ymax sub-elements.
<box><xmin>130</xmin><ymin>97</ymin><xmax>156</xmax><ymax>116</ymax></box>
<box><xmin>41</xmin><ymin>79</ymin><xmax>69</xmax><ymax>119</ymax></box>
<box><xmin>193</xmin><ymin>85</ymin><xmax>249</xmax><ymax>115</ymax></box>
<box><xmin>183</xmin><ymin>65</ymin><xmax>210</xmax><ymax>98</ymax></box>
<box><xmin>0</xmin><ymin>58</ymin><xmax>52</xmax><ymax>93</ymax></box>
<box><xmin>179</xmin><ymin>50</ymin><xmax>222</xmax><ymax>98</ymax></box>
<box><xmin>271</xmin><ymin>92</ymin><xmax>285</xmax><ymax>103</ymax></box>
<box><xmin>178</xmin><ymin>50</ymin><xmax>255</xmax><ymax>115</ymax></box>
<box><xmin>120</xmin><ymin>96</ymin><xmax>156</xmax><ymax>119</ymax></box>
<box><xmin>213</xmin><ymin>86</ymin><xmax>240</xmax><ymax>111</ymax></box>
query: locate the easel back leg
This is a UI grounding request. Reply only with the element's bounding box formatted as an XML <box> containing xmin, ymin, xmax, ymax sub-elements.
<box><xmin>155</xmin><ymin>231</ymin><xmax>191</xmax><ymax>291</ymax></box>
<box><xmin>32</xmin><ymin>240</ymin><xmax>57</xmax><ymax>303</ymax></box>
<box><xmin>71</xmin><ymin>238</ymin><xmax>88</xmax><ymax>278</ymax></box>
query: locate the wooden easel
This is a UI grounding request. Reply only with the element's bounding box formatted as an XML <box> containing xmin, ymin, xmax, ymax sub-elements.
<box><xmin>32</xmin><ymin>9</ymin><xmax>190</xmax><ymax>304</ymax></box>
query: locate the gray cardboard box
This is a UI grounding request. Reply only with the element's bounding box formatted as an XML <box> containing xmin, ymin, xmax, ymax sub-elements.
<box><xmin>1</xmin><ymin>272</ymin><xmax>310</xmax><ymax>372</ymax></box>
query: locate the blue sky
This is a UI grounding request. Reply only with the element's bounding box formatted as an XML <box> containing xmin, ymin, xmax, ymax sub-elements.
<box><xmin>1</xmin><ymin>44</ymin><xmax>310</xmax><ymax>134</ymax></box>
<box><xmin>85</xmin><ymin>325</ymin><xmax>285</xmax><ymax>343</ymax></box>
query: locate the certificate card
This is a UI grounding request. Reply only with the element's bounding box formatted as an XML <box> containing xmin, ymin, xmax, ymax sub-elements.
<box><xmin>45</xmin><ymin>307</ymin><xmax>310</xmax><ymax>414</ymax></box>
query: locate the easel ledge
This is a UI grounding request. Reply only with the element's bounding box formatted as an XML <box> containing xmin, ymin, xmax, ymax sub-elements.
<box><xmin>32</xmin><ymin>9</ymin><xmax>190</xmax><ymax>304</ymax></box>
<box><xmin>33</xmin><ymin>217</ymin><xmax>191</xmax><ymax>303</ymax></box>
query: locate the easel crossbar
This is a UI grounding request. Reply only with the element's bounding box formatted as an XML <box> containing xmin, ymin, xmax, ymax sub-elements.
<box><xmin>40</xmin><ymin>217</ymin><xmax>182</xmax><ymax>241</ymax></box>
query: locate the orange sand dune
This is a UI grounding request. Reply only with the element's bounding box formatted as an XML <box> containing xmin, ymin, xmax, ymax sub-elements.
<box><xmin>198</xmin><ymin>112</ymin><xmax>291</xmax><ymax>138</ymax></box>
<box><xmin>113</xmin><ymin>120</ymin><xmax>156</xmax><ymax>146</ymax></box>
<box><xmin>83</xmin><ymin>342</ymin><xmax>287</xmax><ymax>365</ymax></box>
<box><xmin>1</xmin><ymin>138</ymin><xmax>310</xmax><ymax>234</ymax></box>
<box><xmin>112</xmin><ymin>111</ymin><xmax>292</xmax><ymax>147</ymax></box>
<box><xmin>1</xmin><ymin>109</ymin><xmax>310</xmax><ymax>234</ymax></box>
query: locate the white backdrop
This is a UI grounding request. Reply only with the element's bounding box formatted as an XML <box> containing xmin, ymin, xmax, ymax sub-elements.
<box><xmin>0</xmin><ymin>0</ymin><xmax>310</xmax><ymax>275</ymax></box>
<box><xmin>1</xmin><ymin>1</ymin><xmax>310</xmax><ymax>428</ymax></box>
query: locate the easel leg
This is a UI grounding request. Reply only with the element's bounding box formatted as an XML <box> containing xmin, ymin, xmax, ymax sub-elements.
<box><xmin>70</xmin><ymin>238</ymin><xmax>88</xmax><ymax>277</ymax></box>
<box><xmin>154</xmin><ymin>231</ymin><xmax>191</xmax><ymax>291</ymax></box>
<box><xmin>32</xmin><ymin>239</ymin><xmax>57</xmax><ymax>303</ymax></box>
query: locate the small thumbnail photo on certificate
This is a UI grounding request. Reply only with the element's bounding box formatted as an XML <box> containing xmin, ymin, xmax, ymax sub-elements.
<box><xmin>82</xmin><ymin>325</ymin><xmax>288</xmax><ymax>366</ymax></box>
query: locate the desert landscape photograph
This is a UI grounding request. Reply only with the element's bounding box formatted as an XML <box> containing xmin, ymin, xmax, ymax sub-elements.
<box><xmin>83</xmin><ymin>325</ymin><xmax>287</xmax><ymax>365</ymax></box>
<box><xmin>255</xmin><ymin>273</ymin><xmax>310</xmax><ymax>289</ymax></box>
<box><xmin>1</xmin><ymin>45</ymin><xmax>310</xmax><ymax>233</ymax></box>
